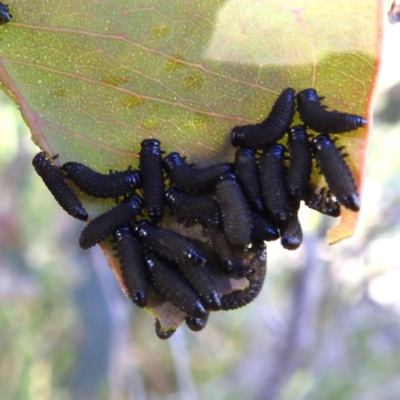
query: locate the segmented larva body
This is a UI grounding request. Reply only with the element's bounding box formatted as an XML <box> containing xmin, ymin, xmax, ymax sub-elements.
<box><xmin>79</xmin><ymin>195</ymin><xmax>143</xmax><ymax>249</ymax></box>
<box><xmin>279</xmin><ymin>216</ymin><xmax>303</xmax><ymax>250</ymax></box>
<box><xmin>287</xmin><ymin>125</ymin><xmax>312</xmax><ymax>201</ymax></box>
<box><xmin>62</xmin><ymin>162</ymin><xmax>141</xmax><ymax>198</ymax></box>
<box><xmin>185</xmin><ymin>314</ymin><xmax>209</xmax><ymax>332</ymax></box>
<box><xmin>0</xmin><ymin>3</ymin><xmax>12</xmax><ymax>25</ymax></box>
<box><xmin>163</xmin><ymin>152</ymin><xmax>232</xmax><ymax>193</ymax></box>
<box><xmin>304</xmin><ymin>187</ymin><xmax>341</xmax><ymax>217</ymax></box>
<box><xmin>231</xmin><ymin>87</ymin><xmax>296</xmax><ymax>149</ymax></box>
<box><xmin>139</xmin><ymin>139</ymin><xmax>165</xmax><ymax>223</ymax></box>
<box><xmin>311</xmin><ymin>134</ymin><xmax>360</xmax><ymax>211</ymax></box>
<box><xmin>234</xmin><ymin>148</ymin><xmax>265</xmax><ymax>213</ymax></box>
<box><xmin>259</xmin><ymin>144</ymin><xmax>295</xmax><ymax>223</ymax></box>
<box><xmin>32</xmin><ymin>152</ymin><xmax>88</xmax><ymax>221</ymax></box>
<box><xmin>205</xmin><ymin>226</ymin><xmax>241</xmax><ymax>272</ymax></box>
<box><xmin>145</xmin><ymin>253</ymin><xmax>207</xmax><ymax>318</ymax></box>
<box><xmin>114</xmin><ymin>227</ymin><xmax>148</xmax><ymax>308</ymax></box>
<box><xmin>214</xmin><ymin>174</ymin><xmax>253</xmax><ymax>247</ymax></box>
<box><xmin>220</xmin><ymin>253</ymin><xmax>267</xmax><ymax>310</ymax></box>
<box><xmin>297</xmin><ymin>89</ymin><xmax>367</xmax><ymax>133</ymax></box>
<box><xmin>134</xmin><ymin>220</ymin><xmax>206</xmax><ymax>267</ymax></box>
<box><xmin>165</xmin><ymin>188</ymin><xmax>221</xmax><ymax>227</ymax></box>
<box><xmin>251</xmin><ymin>212</ymin><xmax>280</xmax><ymax>244</ymax></box>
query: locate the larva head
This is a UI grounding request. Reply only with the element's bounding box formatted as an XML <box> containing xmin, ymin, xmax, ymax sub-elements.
<box><xmin>0</xmin><ymin>4</ymin><xmax>12</xmax><ymax>25</ymax></box>
<box><xmin>32</xmin><ymin>152</ymin><xmax>49</xmax><ymax>168</ymax></box>
<box><xmin>218</xmin><ymin>172</ymin><xmax>237</xmax><ymax>184</ymax></box>
<box><xmin>264</xmin><ymin>143</ymin><xmax>286</xmax><ymax>158</ymax></box>
<box><xmin>124</xmin><ymin>194</ymin><xmax>144</xmax><ymax>211</ymax></box>
<box><xmin>126</xmin><ymin>170</ymin><xmax>142</xmax><ymax>189</ymax></box>
<box><xmin>341</xmin><ymin>193</ymin><xmax>361</xmax><ymax>212</ymax></box>
<box><xmin>185</xmin><ymin>314</ymin><xmax>209</xmax><ymax>332</ymax></box>
<box><xmin>280</xmin><ymin>87</ymin><xmax>296</xmax><ymax>102</ymax></box>
<box><xmin>163</xmin><ymin>152</ymin><xmax>185</xmax><ymax>172</ymax></box>
<box><xmin>154</xmin><ymin>319</ymin><xmax>176</xmax><ymax>339</ymax></box>
<box><xmin>311</xmin><ymin>134</ymin><xmax>333</xmax><ymax>151</ymax></box>
<box><xmin>288</xmin><ymin>125</ymin><xmax>308</xmax><ymax>141</ymax></box>
<box><xmin>234</xmin><ymin>147</ymin><xmax>255</xmax><ymax>162</ymax></box>
<box><xmin>140</xmin><ymin>139</ymin><xmax>161</xmax><ymax>154</ymax></box>
<box><xmin>114</xmin><ymin>226</ymin><xmax>133</xmax><ymax>241</ymax></box>
<box><xmin>164</xmin><ymin>187</ymin><xmax>185</xmax><ymax>207</ymax></box>
<box><xmin>134</xmin><ymin>219</ymin><xmax>151</xmax><ymax>238</ymax></box>
<box><xmin>230</xmin><ymin>125</ymin><xmax>249</xmax><ymax>147</ymax></box>
<box><xmin>297</xmin><ymin>88</ymin><xmax>319</xmax><ymax>103</ymax></box>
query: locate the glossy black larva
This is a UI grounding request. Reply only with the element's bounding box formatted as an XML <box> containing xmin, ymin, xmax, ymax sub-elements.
<box><xmin>62</xmin><ymin>162</ymin><xmax>141</xmax><ymax>198</ymax></box>
<box><xmin>220</xmin><ymin>253</ymin><xmax>267</xmax><ymax>310</ymax></box>
<box><xmin>231</xmin><ymin>87</ymin><xmax>296</xmax><ymax>149</ymax></box>
<box><xmin>163</xmin><ymin>152</ymin><xmax>232</xmax><ymax>193</ymax></box>
<box><xmin>79</xmin><ymin>195</ymin><xmax>143</xmax><ymax>249</ymax></box>
<box><xmin>165</xmin><ymin>188</ymin><xmax>221</xmax><ymax>227</ymax></box>
<box><xmin>234</xmin><ymin>148</ymin><xmax>265</xmax><ymax>213</ymax></box>
<box><xmin>139</xmin><ymin>139</ymin><xmax>165</xmax><ymax>223</ymax></box>
<box><xmin>214</xmin><ymin>174</ymin><xmax>253</xmax><ymax>247</ymax></box>
<box><xmin>287</xmin><ymin>125</ymin><xmax>312</xmax><ymax>201</ymax></box>
<box><xmin>311</xmin><ymin>134</ymin><xmax>360</xmax><ymax>211</ymax></box>
<box><xmin>304</xmin><ymin>187</ymin><xmax>341</xmax><ymax>217</ymax></box>
<box><xmin>297</xmin><ymin>89</ymin><xmax>367</xmax><ymax>133</ymax></box>
<box><xmin>0</xmin><ymin>3</ymin><xmax>12</xmax><ymax>25</ymax></box>
<box><xmin>114</xmin><ymin>227</ymin><xmax>148</xmax><ymax>308</ymax></box>
<box><xmin>134</xmin><ymin>220</ymin><xmax>206</xmax><ymax>268</ymax></box>
<box><xmin>259</xmin><ymin>144</ymin><xmax>295</xmax><ymax>223</ymax></box>
<box><xmin>145</xmin><ymin>253</ymin><xmax>207</xmax><ymax>318</ymax></box>
<box><xmin>32</xmin><ymin>152</ymin><xmax>88</xmax><ymax>221</ymax></box>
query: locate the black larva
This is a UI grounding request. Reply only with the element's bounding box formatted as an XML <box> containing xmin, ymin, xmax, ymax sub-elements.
<box><xmin>145</xmin><ymin>253</ymin><xmax>207</xmax><ymax>318</ymax></box>
<box><xmin>297</xmin><ymin>89</ymin><xmax>367</xmax><ymax>133</ymax></box>
<box><xmin>134</xmin><ymin>220</ymin><xmax>206</xmax><ymax>268</ymax></box>
<box><xmin>259</xmin><ymin>144</ymin><xmax>295</xmax><ymax>223</ymax></box>
<box><xmin>234</xmin><ymin>148</ymin><xmax>265</xmax><ymax>213</ymax></box>
<box><xmin>79</xmin><ymin>195</ymin><xmax>143</xmax><ymax>249</ymax></box>
<box><xmin>114</xmin><ymin>227</ymin><xmax>148</xmax><ymax>308</ymax></box>
<box><xmin>231</xmin><ymin>87</ymin><xmax>296</xmax><ymax>149</ymax></box>
<box><xmin>0</xmin><ymin>3</ymin><xmax>12</xmax><ymax>25</ymax></box>
<box><xmin>311</xmin><ymin>134</ymin><xmax>360</xmax><ymax>211</ymax></box>
<box><xmin>139</xmin><ymin>139</ymin><xmax>165</xmax><ymax>223</ymax></box>
<box><xmin>304</xmin><ymin>187</ymin><xmax>341</xmax><ymax>217</ymax></box>
<box><xmin>62</xmin><ymin>162</ymin><xmax>141</xmax><ymax>198</ymax></box>
<box><xmin>32</xmin><ymin>152</ymin><xmax>88</xmax><ymax>221</ymax></box>
<box><xmin>214</xmin><ymin>174</ymin><xmax>253</xmax><ymax>247</ymax></box>
<box><xmin>165</xmin><ymin>188</ymin><xmax>221</xmax><ymax>227</ymax></box>
<box><xmin>163</xmin><ymin>152</ymin><xmax>232</xmax><ymax>193</ymax></box>
<box><xmin>287</xmin><ymin>125</ymin><xmax>312</xmax><ymax>201</ymax></box>
<box><xmin>220</xmin><ymin>253</ymin><xmax>267</xmax><ymax>310</ymax></box>
<box><xmin>279</xmin><ymin>216</ymin><xmax>303</xmax><ymax>250</ymax></box>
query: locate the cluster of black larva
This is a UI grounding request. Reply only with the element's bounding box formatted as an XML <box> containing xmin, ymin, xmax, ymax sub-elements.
<box><xmin>32</xmin><ymin>88</ymin><xmax>367</xmax><ymax>338</ymax></box>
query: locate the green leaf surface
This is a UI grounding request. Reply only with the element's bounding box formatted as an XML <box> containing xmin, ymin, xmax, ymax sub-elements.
<box><xmin>0</xmin><ymin>1</ymin><xmax>382</xmax><ymax>331</ymax></box>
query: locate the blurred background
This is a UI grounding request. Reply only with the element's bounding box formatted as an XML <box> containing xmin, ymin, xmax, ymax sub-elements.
<box><xmin>1</xmin><ymin>9</ymin><xmax>400</xmax><ymax>400</ymax></box>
